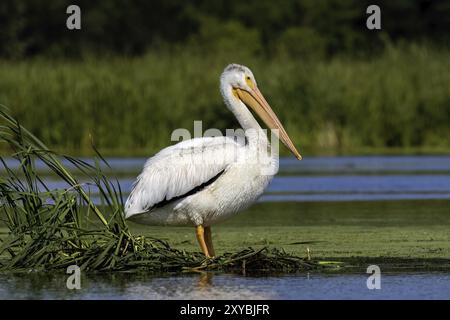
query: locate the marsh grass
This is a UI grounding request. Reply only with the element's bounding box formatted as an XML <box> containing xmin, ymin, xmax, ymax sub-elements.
<box><xmin>0</xmin><ymin>107</ymin><xmax>321</xmax><ymax>273</ymax></box>
<box><xmin>1</xmin><ymin>44</ymin><xmax>450</xmax><ymax>157</ymax></box>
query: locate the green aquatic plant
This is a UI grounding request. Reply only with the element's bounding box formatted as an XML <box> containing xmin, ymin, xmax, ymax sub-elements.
<box><xmin>0</xmin><ymin>107</ymin><xmax>323</xmax><ymax>273</ymax></box>
<box><xmin>2</xmin><ymin>44</ymin><xmax>450</xmax><ymax>156</ymax></box>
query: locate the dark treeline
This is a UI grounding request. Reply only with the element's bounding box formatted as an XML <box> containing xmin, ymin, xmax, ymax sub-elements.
<box><xmin>1</xmin><ymin>0</ymin><xmax>449</xmax><ymax>59</ymax></box>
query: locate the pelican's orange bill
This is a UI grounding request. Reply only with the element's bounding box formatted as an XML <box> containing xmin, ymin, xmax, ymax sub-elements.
<box><xmin>234</xmin><ymin>86</ymin><xmax>302</xmax><ymax>160</ymax></box>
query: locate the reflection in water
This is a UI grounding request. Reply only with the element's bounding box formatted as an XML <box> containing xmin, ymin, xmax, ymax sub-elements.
<box><xmin>197</xmin><ymin>272</ymin><xmax>213</xmax><ymax>288</ymax></box>
<box><xmin>1</xmin><ymin>272</ymin><xmax>450</xmax><ymax>300</ymax></box>
<box><xmin>122</xmin><ymin>273</ymin><xmax>272</xmax><ymax>300</ymax></box>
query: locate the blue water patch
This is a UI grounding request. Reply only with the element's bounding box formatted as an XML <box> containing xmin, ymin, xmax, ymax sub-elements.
<box><xmin>280</xmin><ymin>156</ymin><xmax>450</xmax><ymax>174</ymax></box>
<box><xmin>35</xmin><ymin>174</ymin><xmax>450</xmax><ymax>202</ymax></box>
<box><xmin>3</xmin><ymin>156</ymin><xmax>450</xmax><ymax>202</ymax></box>
<box><xmin>1</xmin><ymin>273</ymin><xmax>449</xmax><ymax>299</ymax></box>
<box><xmin>4</xmin><ymin>155</ymin><xmax>450</xmax><ymax>174</ymax></box>
<box><xmin>260</xmin><ymin>193</ymin><xmax>450</xmax><ymax>202</ymax></box>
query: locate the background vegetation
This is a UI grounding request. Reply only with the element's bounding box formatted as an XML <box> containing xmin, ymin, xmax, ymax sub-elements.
<box><xmin>0</xmin><ymin>0</ymin><xmax>449</xmax><ymax>155</ymax></box>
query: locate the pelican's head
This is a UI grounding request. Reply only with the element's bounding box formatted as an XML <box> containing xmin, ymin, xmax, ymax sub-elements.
<box><xmin>220</xmin><ymin>64</ymin><xmax>302</xmax><ymax>160</ymax></box>
<box><xmin>220</xmin><ymin>64</ymin><xmax>257</xmax><ymax>91</ymax></box>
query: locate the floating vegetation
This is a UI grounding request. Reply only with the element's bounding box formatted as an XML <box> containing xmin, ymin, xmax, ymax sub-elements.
<box><xmin>0</xmin><ymin>107</ymin><xmax>326</xmax><ymax>273</ymax></box>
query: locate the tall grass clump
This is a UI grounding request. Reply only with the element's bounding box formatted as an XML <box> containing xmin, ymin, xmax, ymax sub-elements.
<box><xmin>0</xmin><ymin>107</ymin><xmax>319</xmax><ymax>273</ymax></box>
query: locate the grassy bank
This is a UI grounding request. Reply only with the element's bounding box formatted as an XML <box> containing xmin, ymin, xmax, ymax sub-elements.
<box><xmin>1</xmin><ymin>44</ymin><xmax>450</xmax><ymax>156</ymax></box>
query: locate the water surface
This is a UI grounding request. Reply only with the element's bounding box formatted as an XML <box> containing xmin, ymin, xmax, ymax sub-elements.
<box><xmin>1</xmin><ymin>272</ymin><xmax>449</xmax><ymax>300</ymax></box>
<box><xmin>3</xmin><ymin>156</ymin><xmax>450</xmax><ymax>202</ymax></box>
<box><xmin>2</xmin><ymin>155</ymin><xmax>450</xmax><ymax>300</ymax></box>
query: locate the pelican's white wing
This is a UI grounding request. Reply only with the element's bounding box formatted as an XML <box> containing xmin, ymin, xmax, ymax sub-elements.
<box><xmin>124</xmin><ymin>136</ymin><xmax>243</xmax><ymax>218</ymax></box>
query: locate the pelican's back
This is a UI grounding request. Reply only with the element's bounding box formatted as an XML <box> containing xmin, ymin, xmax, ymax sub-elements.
<box><xmin>124</xmin><ymin>136</ymin><xmax>242</xmax><ymax>218</ymax></box>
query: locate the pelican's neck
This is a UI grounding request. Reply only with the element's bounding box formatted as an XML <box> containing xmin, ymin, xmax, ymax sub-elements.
<box><xmin>221</xmin><ymin>84</ymin><xmax>268</xmax><ymax>147</ymax></box>
<box><xmin>221</xmin><ymin>82</ymin><xmax>279</xmax><ymax>174</ymax></box>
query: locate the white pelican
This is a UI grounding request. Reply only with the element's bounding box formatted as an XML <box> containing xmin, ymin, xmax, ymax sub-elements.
<box><xmin>125</xmin><ymin>64</ymin><xmax>301</xmax><ymax>257</ymax></box>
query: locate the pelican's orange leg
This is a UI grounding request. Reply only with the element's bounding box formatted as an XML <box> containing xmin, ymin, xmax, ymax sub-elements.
<box><xmin>196</xmin><ymin>225</ymin><xmax>210</xmax><ymax>257</ymax></box>
<box><xmin>204</xmin><ymin>226</ymin><xmax>215</xmax><ymax>257</ymax></box>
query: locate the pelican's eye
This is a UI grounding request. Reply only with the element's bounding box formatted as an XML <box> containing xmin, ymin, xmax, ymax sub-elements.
<box><xmin>245</xmin><ymin>75</ymin><xmax>254</xmax><ymax>88</ymax></box>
